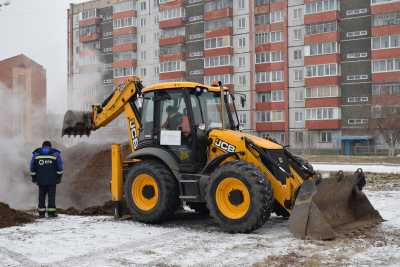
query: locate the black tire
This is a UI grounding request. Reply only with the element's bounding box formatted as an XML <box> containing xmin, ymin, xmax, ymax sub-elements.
<box><xmin>206</xmin><ymin>160</ymin><xmax>273</xmax><ymax>233</ymax></box>
<box><xmin>273</xmin><ymin>201</ymin><xmax>290</xmax><ymax>219</ymax></box>
<box><xmin>187</xmin><ymin>202</ymin><xmax>209</xmax><ymax>215</ymax></box>
<box><xmin>124</xmin><ymin>160</ymin><xmax>179</xmax><ymax>223</ymax></box>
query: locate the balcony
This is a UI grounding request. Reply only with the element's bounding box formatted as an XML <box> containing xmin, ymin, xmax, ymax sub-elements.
<box><xmin>371</xmin><ymin>1</ymin><xmax>400</xmax><ymax>14</ymax></box>
<box><xmin>159</xmin><ymin>17</ymin><xmax>185</xmax><ymax>29</ymax></box>
<box><xmin>80</xmin><ymin>33</ymin><xmax>100</xmax><ymax>43</ymax></box>
<box><xmin>160</xmin><ymin>52</ymin><xmax>185</xmax><ymax>62</ymax></box>
<box><xmin>304</xmin><ymin>11</ymin><xmax>339</xmax><ymax>25</ymax></box>
<box><xmin>305</xmin><ymin>97</ymin><xmax>341</xmax><ymax>108</ymax></box>
<box><xmin>256</xmin><ymin>122</ymin><xmax>286</xmax><ymax>132</ymax></box>
<box><xmin>112</xmin><ymin>59</ymin><xmax>137</xmax><ymax>69</ymax></box>
<box><xmin>113</xmin><ymin>26</ymin><xmax>137</xmax><ymax>37</ymax></box>
<box><xmin>112</xmin><ymin>43</ymin><xmax>137</xmax><ymax>53</ymax></box>
<box><xmin>79</xmin><ymin>17</ymin><xmax>102</xmax><ymax>27</ymax></box>
<box><xmin>204</xmin><ymin>7</ymin><xmax>233</xmax><ymax>21</ymax></box>
<box><xmin>159</xmin><ymin>35</ymin><xmax>185</xmax><ymax>46</ymax></box>
<box><xmin>255</xmin><ymin>1</ymin><xmax>286</xmax><ymax>15</ymax></box>
<box><xmin>159</xmin><ymin>71</ymin><xmax>186</xmax><ymax>80</ymax></box>
<box><xmin>203</xmin><ymin>66</ymin><xmax>234</xmax><ymax>76</ymax></box>
<box><xmin>205</xmin><ymin>27</ymin><xmax>232</xmax><ymax>39</ymax></box>
<box><xmin>306</xmin><ymin>119</ymin><xmax>340</xmax><ymax>130</ymax></box>
<box><xmin>113</xmin><ymin>10</ymin><xmax>137</xmax><ymax>20</ymax></box>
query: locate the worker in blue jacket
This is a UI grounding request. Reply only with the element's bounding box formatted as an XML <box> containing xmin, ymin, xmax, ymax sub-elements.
<box><xmin>30</xmin><ymin>141</ymin><xmax>64</xmax><ymax>218</ymax></box>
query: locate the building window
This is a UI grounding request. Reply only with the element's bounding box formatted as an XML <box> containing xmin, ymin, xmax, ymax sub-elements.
<box><xmin>140</xmin><ymin>34</ymin><xmax>146</xmax><ymax>44</ymax></box>
<box><xmin>305</xmin><ymin>63</ymin><xmax>339</xmax><ymax>78</ymax></box>
<box><xmin>238</xmin><ymin>37</ymin><xmax>246</xmax><ymax>48</ymax></box>
<box><xmin>255</xmin><ymin>50</ymin><xmax>283</xmax><ymax>64</ymax></box>
<box><xmin>255</xmin><ymin>10</ymin><xmax>283</xmax><ymax>25</ymax></box>
<box><xmin>159</xmin><ymin>7</ymin><xmax>185</xmax><ymax>21</ymax></box>
<box><xmin>80</xmin><ymin>25</ymin><xmax>98</xmax><ymax>36</ymax></box>
<box><xmin>205</xmin><ymin>18</ymin><xmax>232</xmax><ymax>31</ymax></box>
<box><xmin>294</xmin><ymin>69</ymin><xmax>303</xmax><ymax>82</ymax></box>
<box><xmin>113</xmin><ymin>51</ymin><xmax>136</xmax><ymax>61</ymax></box>
<box><xmin>256</xmin><ymin>110</ymin><xmax>284</xmax><ymax>122</ymax></box>
<box><xmin>160</xmin><ymin>60</ymin><xmax>185</xmax><ymax>73</ymax></box>
<box><xmin>113</xmin><ymin>1</ymin><xmax>135</xmax><ymax>13</ymax></box>
<box><xmin>347</xmin><ymin>74</ymin><xmax>368</xmax><ymax>81</ymax></box>
<box><xmin>239</xmin><ymin>75</ymin><xmax>247</xmax><ymax>87</ymax></box>
<box><xmin>305</xmin><ymin>0</ymin><xmax>339</xmax><ymax>15</ymax></box>
<box><xmin>140</xmin><ymin>51</ymin><xmax>146</xmax><ymax>60</ymax></box>
<box><xmin>255</xmin><ymin>31</ymin><xmax>283</xmax><ymax>45</ymax></box>
<box><xmin>103</xmin><ymin>47</ymin><xmax>112</xmax><ymax>53</ymax></box>
<box><xmin>113</xmin><ymin>17</ymin><xmax>136</xmax><ymax>29</ymax></box>
<box><xmin>373</xmin><ymin>11</ymin><xmax>400</xmax><ymax>27</ymax></box>
<box><xmin>204</xmin><ymin>36</ymin><xmax>231</xmax><ymax>49</ymax></box>
<box><xmin>305</xmin><ymin>41</ymin><xmax>338</xmax><ymax>56</ymax></box>
<box><xmin>305</xmin><ymin>86</ymin><xmax>339</xmax><ymax>98</ymax></box>
<box><xmin>204</xmin><ymin>55</ymin><xmax>232</xmax><ymax>68</ymax></box>
<box><xmin>239</xmin><ymin>0</ymin><xmax>245</xmax><ymax>9</ymax></box>
<box><xmin>295</xmin><ymin>111</ymin><xmax>304</xmax><ymax>122</ymax></box>
<box><xmin>348</xmin><ymin>119</ymin><xmax>368</xmax><ymax>125</ymax></box>
<box><xmin>139</xmin><ymin>67</ymin><xmax>147</xmax><ymax>77</ymax></box>
<box><xmin>204</xmin><ymin>74</ymin><xmax>232</xmax><ymax>85</ymax></box>
<box><xmin>372</xmin><ymin>34</ymin><xmax>400</xmax><ymax>50</ymax></box>
<box><xmin>113</xmin><ymin>33</ymin><xmax>136</xmax><ymax>45</ymax></box>
<box><xmin>348</xmin><ymin>96</ymin><xmax>368</xmax><ymax>103</ymax></box>
<box><xmin>257</xmin><ymin>90</ymin><xmax>284</xmax><ymax>103</ymax></box>
<box><xmin>346</xmin><ymin>8</ymin><xmax>367</xmax><ymax>16</ymax></box>
<box><xmin>140</xmin><ymin>18</ymin><xmax>146</xmax><ymax>27</ymax></box>
<box><xmin>305</xmin><ymin>21</ymin><xmax>337</xmax><ymax>36</ymax></box>
<box><xmin>80</xmin><ymin>9</ymin><xmax>97</xmax><ymax>20</ymax></box>
<box><xmin>294</xmin><ymin>29</ymin><xmax>302</xmax><ymax>41</ymax></box>
<box><xmin>295</xmin><ymin>132</ymin><xmax>304</xmax><ymax>143</ymax></box>
<box><xmin>293</xmin><ymin>49</ymin><xmax>302</xmax><ymax>60</ymax></box>
<box><xmin>320</xmin><ymin>131</ymin><xmax>332</xmax><ymax>143</ymax></box>
<box><xmin>113</xmin><ymin>66</ymin><xmax>136</xmax><ymax>78</ymax></box>
<box><xmin>347</xmin><ymin>52</ymin><xmax>368</xmax><ymax>59</ymax></box>
<box><xmin>306</xmin><ymin>107</ymin><xmax>340</xmax><ymax>120</ymax></box>
<box><xmin>372</xmin><ymin>58</ymin><xmax>400</xmax><ymax>73</ymax></box>
<box><xmin>160</xmin><ymin>27</ymin><xmax>185</xmax><ymax>39</ymax></box>
<box><xmin>346</xmin><ymin>30</ymin><xmax>368</xmax><ymax>38</ymax></box>
<box><xmin>372</xmin><ymin>83</ymin><xmax>400</xmax><ymax>96</ymax></box>
<box><xmin>238</xmin><ymin>17</ymin><xmax>247</xmax><ymax>29</ymax></box>
<box><xmin>239</xmin><ymin>112</ymin><xmax>247</xmax><ymax>125</ymax></box>
<box><xmin>140</xmin><ymin>1</ymin><xmax>146</xmax><ymax>11</ymax></box>
<box><xmin>293</xmin><ymin>7</ymin><xmax>302</xmax><ymax>19</ymax></box>
<box><xmin>239</xmin><ymin>56</ymin><xmax>246</xmax><ymax>67</ymax></box>
<box><xmin>295</xmin><ymin>89</ymin><xmax>304</xmax><ymax>101</ymax></box>
<box><xmin>204</xmin><ymin>0</ymin><xmax>233</xmax><ymax>12</ymax></box>
<box><xmin>256</xmin><ymin>71</ymin><xmax>284</xmax><ymax>83</ymax></box>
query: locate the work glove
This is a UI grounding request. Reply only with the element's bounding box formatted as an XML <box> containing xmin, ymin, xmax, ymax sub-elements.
<box><xmin>56</xmin><ymin>175</ymin><xmax>62</xmax><ymax>184</ymax></box>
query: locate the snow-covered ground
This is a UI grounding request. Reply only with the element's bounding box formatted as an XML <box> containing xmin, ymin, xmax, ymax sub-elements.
<box><xmin>312</xmin><ymin>163</ymin><xmax>400</xmax><ymax>174</ymax></box>
<box><xmin>0</xmin><ymin>190</ymin><xmax>399</xmax><ymax>266</ymax></box>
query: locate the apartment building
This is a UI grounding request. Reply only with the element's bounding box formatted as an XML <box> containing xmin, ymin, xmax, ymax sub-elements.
<box><xmin>67</xmin><ymin>0</ymin><xmax>400</xmax><ymax>153</ymax></box>
<box><xmin>0</xmin><ymin>54</ymin><xmax>47</xmax><ymax>141</ymax></box>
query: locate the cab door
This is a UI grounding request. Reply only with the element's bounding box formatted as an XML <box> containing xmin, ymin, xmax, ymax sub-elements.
<box><xmin>154</xmin><ymin>89</ymin><xmax>198</xmax><ymax>172</ymax></box>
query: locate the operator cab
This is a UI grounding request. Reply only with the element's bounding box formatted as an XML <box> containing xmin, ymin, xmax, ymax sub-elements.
<box><xmin>138</xmin><ymin>82</ymin><xmax>240</xmax><ymax>172</ymax></box>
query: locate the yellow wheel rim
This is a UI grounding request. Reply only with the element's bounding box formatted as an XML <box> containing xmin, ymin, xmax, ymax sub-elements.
<box><xmin>215</xmin><ymin>177</ymin><xmax>251</xmax><ymax>220</ymax></box>
<box><xmin>132</xmin><ymin>173</ymin><xmax>159</xmax><ymax>211</ymax></box>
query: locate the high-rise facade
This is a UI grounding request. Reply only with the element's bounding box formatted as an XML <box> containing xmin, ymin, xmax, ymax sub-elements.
<box><xmin>67</xmin><ymin>0</ymin><xmax>400</xmax><ymax>153</ymax></box>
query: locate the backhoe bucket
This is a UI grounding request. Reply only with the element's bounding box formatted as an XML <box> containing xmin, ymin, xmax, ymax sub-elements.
<box><xmin>288</xmin><ymin>170</ymin><xmax>383</xmax><ymax>240</ymax></box>
<box><xmin>62</xmin><ymin>110</ymin><xmax>93</xmax><ymax>136</ymax></box>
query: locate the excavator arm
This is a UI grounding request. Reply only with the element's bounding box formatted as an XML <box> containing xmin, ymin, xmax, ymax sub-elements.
<box><xmin>62</xmin><ymin>77</ymin><xmax>144</xmax><ymax>151</ymax></box>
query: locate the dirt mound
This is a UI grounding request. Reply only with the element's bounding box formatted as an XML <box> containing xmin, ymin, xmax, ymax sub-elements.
<box><xmin>57</xmin><ymin>143</ymin><xmax>130</xmax><ymax>209</ymax></box>
<box><xmin>58</xmin><ymin>201</ymin><xmax>115</xmax><ymax>216</ymax></box>
<box><xmin>0</xmin><ymin>202</ymin><xmax>35</xmax><ymax>228</ymax></box>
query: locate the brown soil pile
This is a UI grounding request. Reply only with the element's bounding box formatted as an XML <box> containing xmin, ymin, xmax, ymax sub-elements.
<box><xmin>0</xmin><ymin>202</ymin><xmax>35</xmax><ymax>228</ymax></box>
<box><xmin>58</xmin><ymin>200</ymin><xmax>115</xmax><ymax>216</ymax></box>
<box><xmin>57</xmin><ymin>143</ymin><xmax>130</xmax><ymax>209</ymax></box>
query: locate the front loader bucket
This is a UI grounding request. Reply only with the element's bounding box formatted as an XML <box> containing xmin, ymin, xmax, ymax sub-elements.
<box><xmin>288</xmin><ymin>171</ymin><xmax>383</xmax><ymax>240</ymax></box>
<box><xmin>62</xmin><ymin>110</ymin><xmax>93</xmax><ymax>137</ymax></box>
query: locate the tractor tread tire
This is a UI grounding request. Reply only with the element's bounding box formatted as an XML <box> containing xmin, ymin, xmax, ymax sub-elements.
<box><xmin>206</xmin><ymin>160</ymin><xmax>273</xmax><ymax>233</ymax></box>
<box><xmin>124</xmin><ymin>160</ymin><xmax>179</xmax><ymax>223</ymax></box>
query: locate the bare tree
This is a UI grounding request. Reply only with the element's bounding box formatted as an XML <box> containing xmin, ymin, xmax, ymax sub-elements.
<box><xmin>370</xmin><ymin>106</ymin><xmax>400</xmax><ymax>157</ymax></box>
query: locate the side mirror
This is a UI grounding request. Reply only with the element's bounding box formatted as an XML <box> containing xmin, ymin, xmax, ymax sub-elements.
<box><xmin>240</xmin><ymin>96</ymin><xmax>246</xmax><ymax>108</ymax></box>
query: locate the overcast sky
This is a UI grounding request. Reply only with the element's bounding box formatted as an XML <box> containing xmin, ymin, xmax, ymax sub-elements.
<box><xmin>0</xmin><ymin>0</ymin><xmax>87</xmax><ymax>114</ymax></box>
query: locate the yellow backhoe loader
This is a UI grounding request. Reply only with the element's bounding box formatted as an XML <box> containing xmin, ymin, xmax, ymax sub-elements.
<box><xmin>62</xmin><ymin>77</ymin><xmax>383</xmax><ymax>239</ymax></box>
